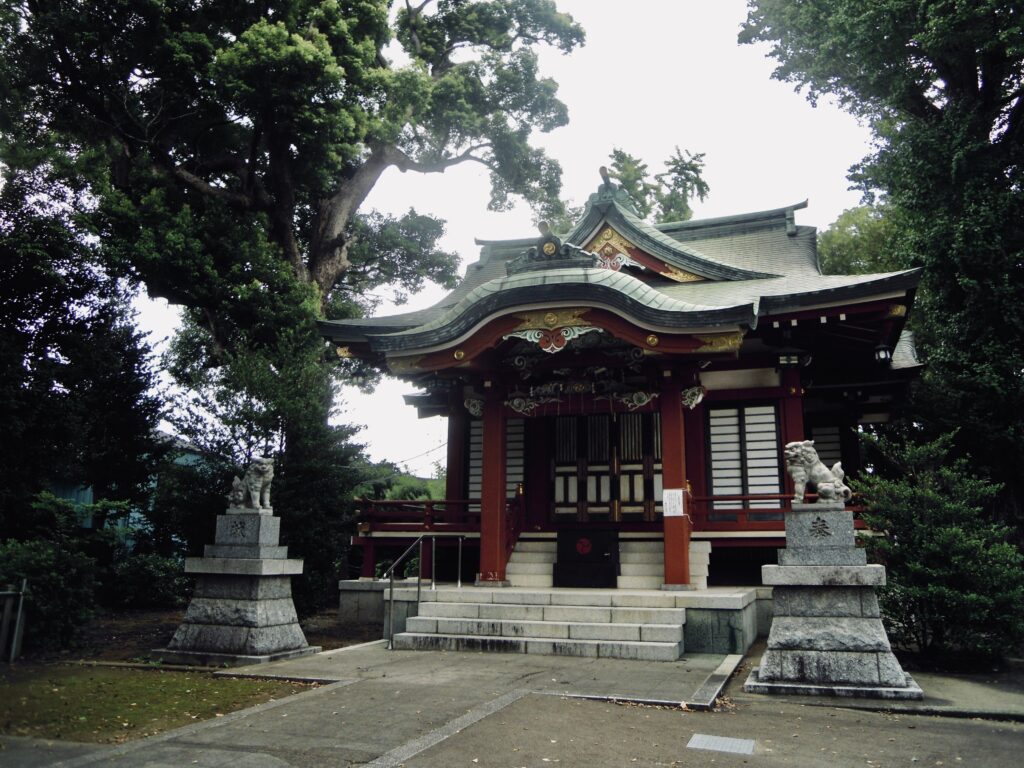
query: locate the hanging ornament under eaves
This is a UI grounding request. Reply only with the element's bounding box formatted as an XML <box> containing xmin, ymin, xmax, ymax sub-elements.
<box><xmin>502</xmin><ymin>326</ymin><xmax>603</xmax><ymax>354</ymax></box>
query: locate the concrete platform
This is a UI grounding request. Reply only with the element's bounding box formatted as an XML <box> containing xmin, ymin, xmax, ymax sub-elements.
<box><xmin>372</xmin><ymin>583</ymin><xmax>768</xmax><ymax>654</ymax></box>
<box><xmin>27</xmin><ymin>643</ymin><xmax>1024</xmax><ymax>768</ymax></box>
<box><xmin>743</xmin><ymin>666</ymin><xmax>925</xmax><ymax>699</ymax></box>
<box><xmin>151</xmin><ymin>644</ymin><xmax>321</xmax><ymax>668</ymax></box>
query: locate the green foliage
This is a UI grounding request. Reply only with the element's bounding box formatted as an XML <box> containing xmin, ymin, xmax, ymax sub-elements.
<box><xmin>742</xmin><ymin>0</ymin><xmax>1024</xmax><ymax>525</ymax></box>
<box><xmin>1</xmin><ymin>0</ymin><xmax>584</xmax><ymax>322</ymax></box>
<box><xmin>607</xmin><ymin>146</ymin><xmax>709</xmax><ymax>223</ymax></box>
<box><xmin>0</xmin><ymin>173</ymin><xmax>164</xmax><ymax>527</ymax></box>
<box><xmin>0</xmin><ymin>539</ymin><xmax>97</xmax><ymax>652</ymax></box>
<box><xmin>107</xmin><ymin>554</ymin><xmax>190</xmax><ymax>610</ymax></box>
<box><xmin>858</xmin><ymin>434</ymin><xmax>1024</xmax><ymax>663</ymax></box>
<box><xmin>1</xmin><ymin>3</ymin><xmax>588</xmax><ymax>617</ymax></box>
<box><xmin>387</xmin><ymin>475</ymin><xmax>432</xmax><ymax>501</ymax></box>
<box><xmin>818</xmin><ymin>205</ymin><xmax>900</xmax><ymax>275</ymax></box>
<box><xmin>145</xmin><ymin>453</ymin><xmax>233</xmax><ymax>558</ymax></box>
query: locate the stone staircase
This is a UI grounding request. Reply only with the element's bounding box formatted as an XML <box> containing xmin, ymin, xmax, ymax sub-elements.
<box><xmin>393</xmin><ymin>586</ymin><xmax>687</xmax><ymax>661</ymax></box>
<box><xmin>505</xmin><ymin>537</ymin><xmax>712</xmax><ymax>591</ymax></box>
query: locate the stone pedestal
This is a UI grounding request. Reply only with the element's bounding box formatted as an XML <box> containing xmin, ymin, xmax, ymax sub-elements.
<box><xmin>155</xmin><ymin>509</ymin><xmax>320</xmax><ymax>666</ymax></box>
<box><xmin>744</xmin><ymin>502</ymin><xmax>922</xmax><ymax>699</ymax></box>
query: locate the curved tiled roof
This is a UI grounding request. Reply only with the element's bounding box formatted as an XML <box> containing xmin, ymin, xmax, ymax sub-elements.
<box><xmin>317</xmin><ymin>187</ymin><xmax>922</xmax><ymax>352</ymax></box>
<box><xmin>368</xmin><ymin>268</ymin><xmax>757</xmax><ymax>353</ymax></box>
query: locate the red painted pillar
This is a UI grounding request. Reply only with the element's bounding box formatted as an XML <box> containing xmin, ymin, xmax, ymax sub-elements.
<box><xmin>780</xmin><ymin>368</ymin><xmax>806</xmax><ymax>500</ymax></box>
<box><xmin>477</xmin><ymin>386</ymin><xmax>508</xmax><ymax>583</ymax></box>
<box><xmin>359</xmin><ymin>539</ymin><xmax>376</xmax><ymax>579</ymax></box>
<box><xmin>660</xmin><ymin>372</ymin><xmax>691</xmax><ymax>588</ymax></box>
<box><xmin>445</xmin><ymin>394</ymin><xmax>467</xmax><ymax>507</ymax></box>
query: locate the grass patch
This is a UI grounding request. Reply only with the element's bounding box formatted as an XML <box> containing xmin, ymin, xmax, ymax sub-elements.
<box><xmin>1</xmin><ymin>664</ymin><xmax>313</xmax><ymax>743</ymax></box>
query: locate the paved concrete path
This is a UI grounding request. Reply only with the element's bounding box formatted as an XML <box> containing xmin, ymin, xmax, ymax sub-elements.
<box><xmin>10</xmin><ymin>643</ymin><xmax>1024</xmax><ymax>767</ymax></box>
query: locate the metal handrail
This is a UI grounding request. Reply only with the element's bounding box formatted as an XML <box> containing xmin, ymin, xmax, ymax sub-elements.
<box><xmin>383</xmin><ymin>535</ymin><xmax>464</xmax><ymax>650</ymax></box>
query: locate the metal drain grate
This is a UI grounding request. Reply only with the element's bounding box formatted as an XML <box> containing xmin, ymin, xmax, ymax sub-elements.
<box><xmin>687</xmin><ymin>733</ymin><xmax>756</xmax><ymax>755</ymax></box>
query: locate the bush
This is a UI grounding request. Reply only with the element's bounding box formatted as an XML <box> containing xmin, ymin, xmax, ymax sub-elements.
<box><xmin>0</xmin><ymin>539</ymin><xmax>97</xmax><ymax>651</ymax></box>
<box><xmin>107</xmin><ymin>553</ymin><xmax>190</xmax><ymax>609</ymax></box>
<box><xmin>858</xmin><ymin>434</ymin><xmax>1024</xmax><ymax>665</ymax></box>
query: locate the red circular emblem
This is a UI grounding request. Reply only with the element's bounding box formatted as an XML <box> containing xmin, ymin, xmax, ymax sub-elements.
<box><xmin>576</xmin><ymin>537</ymin><xmax>592</xmax><ymax>555</ymax></box>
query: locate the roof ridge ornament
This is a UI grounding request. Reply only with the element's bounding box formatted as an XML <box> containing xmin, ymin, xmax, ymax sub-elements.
<box><xmin>592</xmin><ymin>165</ymin><xmax>639</xmax><ymax>212</ymax></box>
<box><xmin>505</xmin><ymin>220</ymin><xmax>599</xmax><ymax>275</ymax></box>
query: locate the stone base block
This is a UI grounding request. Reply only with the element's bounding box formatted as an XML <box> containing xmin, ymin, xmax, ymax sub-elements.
<box><xmin>152</xmin><ymin>645</ymin><xmax>320</xmax><ymax>668</ymax></box>
<box><xmin>339</xmin><ymin>580</ymin><xmax>386</xmax><ymax>624</ymax></box>
<box><xmin>758</xmin><ymin>648</ymin><xmax>907</xmax><ymax>686</ymax></box>
<box><xmin>684</xmin><ymin>605</ymin><xmax>758</xmax><ymax>654</ymax></box>
<box><xmin>778</xmin><ymin>549</ymin><xmax>867</xmax><ymax>566</ymax></box>
<box><xmin>772</xmin><ymin>586</ymin><xmax>879</xmax><ymax>618</ymax></box>
<box><xmin>225</xmin><ymin>506</ymin><xmax>273</xmax><ymax>516</ymax></box>
<box><xmin>203</xmin><ymin>544</ymin><xmax>289</xmax><ymax>559</ymax></box>
<box><xmin>167</xmin><ymin>621</ymin><xmax>309</xmax><ymax>656</ymax></box>
<box><xmin>215</xmin><ymin>514</ymin><xmax>280</xmax><ymax>546</ymax></box>
<box><xmin>193</xmin><ymin>575</ymin><xmax>294</xmax><ymax>601</ymax></box>
<box><xmin>762</xmin><ymin>564</ymin><xmax>885</xmax><ymax>586</ymax></box>
<box><xmin>785</xmin><ymin>507</ymin><xmax>856</xmax><ymax>548</ymax></box>
<box><xmin>181</xmin><ymin>597</ymin><xmax>299</xmax><ymax>628</ymax></box>
<box><xmin>766</xmin><ymin>616</ymin><xmax>891</xmax><ymax>653</ymax></box>
<box><xmin>744</xmin><ymin>668</ymin><xmax>923</xmax><ymax>700</ymax></box>
<box><xmin>185</xmin><ymin>557</ymin><xmax>303</xmax><ymax>576</ymax></box>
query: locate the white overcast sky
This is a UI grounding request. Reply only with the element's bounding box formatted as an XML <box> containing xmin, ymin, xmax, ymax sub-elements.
<box><xmin>138</xmin><ymin>0</ymin><xmax>874</xmax><ymax>476</ymax></box>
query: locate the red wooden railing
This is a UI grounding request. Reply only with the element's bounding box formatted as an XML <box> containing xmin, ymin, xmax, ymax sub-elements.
<box><xmin>355</xmin><ymin>494</ymin><xmax>863</xmax><ymax>535</ymax></box>
<box><xmin>355</xmin><ymin>498</ymin><xmax>482</xmax><ymax>533</ymax></box>
<box><xmin>690</xmin><ymin>493</ymin><xmax>865</xmax><ymax>531</ymax></box>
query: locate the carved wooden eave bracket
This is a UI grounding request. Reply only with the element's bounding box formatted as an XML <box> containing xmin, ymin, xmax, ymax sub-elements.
<box><xmin>582</xmin><ymin>225</ymin><xmax>705</xmax><ymax>283</ymax></box>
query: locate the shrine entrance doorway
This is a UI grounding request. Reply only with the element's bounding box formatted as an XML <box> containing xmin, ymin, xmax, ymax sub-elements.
<box><xmin>550</xmin><ymin>411</ymin><xmax>664</xmax><ymax>524</ymax></box>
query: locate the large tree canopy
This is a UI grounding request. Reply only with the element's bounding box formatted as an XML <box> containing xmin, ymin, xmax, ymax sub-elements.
<box><xmin>1</xmin><ymin>0</ymin><xmax>584</xmax><ymax>339</ymax></box>
<box><xmin>742</xmin><ymin>1</ymin><xmax>1024</xmax><ymax>521</ymax></box>
<box><xmin>0</xmin><ymin>1</ymin><xmax>586</xmax><ymax>611</ymax></box>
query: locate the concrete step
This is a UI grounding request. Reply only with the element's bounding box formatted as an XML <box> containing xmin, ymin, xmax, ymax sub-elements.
<box><xmin>393</xmin><ymin>632</ymin><xmax>683</xmax><ymax>661</ymax></box>
<box><xmin>406</xmin><ymin>616</ymin><xmax>683</xmax><ymax>644</ymax></box>
<box><xmin>513</xmin><ymin>540</ymin><xmax>556</xmax><ymax>552</ymax></box>
<box><xmin>507</xmin><ymin>574</ymin><xmax>554</xmax><ymax>588</ymax></box>
<box><xmin>507</xmin><ymin>551</ymin><xmax>556</xmax><ymax>563</ymax></box>
<box><xmin>505</xmin><ymin>562</ymin><xmax>554</xmax><ymax>575</ymax></box>
<box><xmin>419</xmin><ymin>588</ymin><xmax>685</xmax><ymax>608</ymax></box>
<box><xmin>620</xmin><ymin>562</ymin><xmax>663</xmax><ymax>576</ymax></box>
<box><xmin>618</xmin><ymin>551</ymin><xmax>663</xmax><ymax>564</ymax></box>
<box><xmin>619</xmin><ymin>541</ymin><xmax>663</xmax><ymax>553</ymax></box>
<box><xmin>617</xmin><ymin>575</ymin><xmax>663</xmax><ymax>589</ymax></box>
<box><xmin>418</xmin><ymin>601</ymin><xmax>685</xmax><ymax>625</ymax></box>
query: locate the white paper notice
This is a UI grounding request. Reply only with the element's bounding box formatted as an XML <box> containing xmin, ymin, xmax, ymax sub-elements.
<box><xmin>663</xmin><ymin>488</ymin><xmax>684</xmax><ymax>517</ymax></box>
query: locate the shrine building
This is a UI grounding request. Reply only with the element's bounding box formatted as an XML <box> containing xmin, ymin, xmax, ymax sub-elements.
<box><xmin>320</xmin><ymin>174</ymin><xmax>920</xmax><ymax>593</ymax></box>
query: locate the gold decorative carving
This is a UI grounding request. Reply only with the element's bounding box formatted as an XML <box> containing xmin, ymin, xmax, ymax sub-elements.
<box><xmin>335</xmin><ymin>346</ymin><xmax>353</xmax><ymax>358</ymax></box>
<box><xmin>388</xmin><ymin>356</ymin><xmax>423</xmax><ymax>374</ymax></box>
<box><xmin>646</xmin><ymin>334</ymin><xmax>660</xmax><ymax>347</ymax></box>
<box><xmin>512</xmin><ymin>308</ymin><xmax>590</xmax><ymax>331</ymax></box>
<box><xmin>584</xmin><ymin>224</ymin><xmax>703</xmax><ymax>282</ymax></box>
<box><xmin>887</xmin><ymin>304</ymin><xmax>907</xmax><ymax>318</ymax></box>
<box><xmin>542</xmin><ymin>241</ymin><xmax>557</xmax><ymax>256</ymax></box>
<box><xmin>583</xmin><ymin>226</ymin><xmax>636</xmax><ymax>257</ymax></box>
<box><xmin>694</xmin><ymin>332</ymin><xmax>745</xmax><ymax>353</ymax></box>
<box><xmin>662</xmin><ymin>265</ymin><xmax>704</xmax><ymax>283</ymax></box>
<box><xmin>453</xmin><ymin>349</ymin><xmax>466</xmax><ymax>360</ymax></box>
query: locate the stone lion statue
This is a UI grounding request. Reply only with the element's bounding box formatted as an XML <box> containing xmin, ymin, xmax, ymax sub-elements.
<box><xmin>783</xmin><ymin>440</ymin><xmax>852</xmax><ymax>503</ymax></box>
<box><xmin>227</xmin><ymin>456</ymin><xmax>274</xmax><ymax>510</ymax></box>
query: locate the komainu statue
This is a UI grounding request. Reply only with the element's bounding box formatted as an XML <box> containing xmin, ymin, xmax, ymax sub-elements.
<box><xmin>227</xmin><ymin>456</ymin><xmax>274</xmax><ymax>510</ymax></box>
<box><xmin>784</xmin><ymin>440</ymin><xmax>852</xmax><ymax>503</ymax></box>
